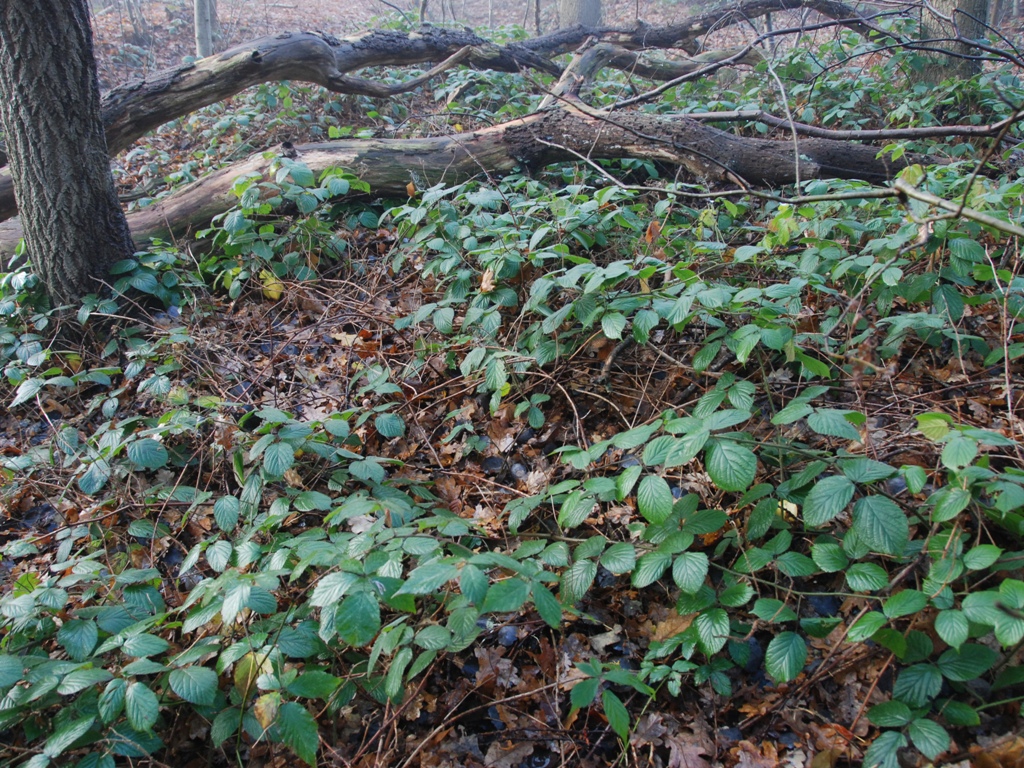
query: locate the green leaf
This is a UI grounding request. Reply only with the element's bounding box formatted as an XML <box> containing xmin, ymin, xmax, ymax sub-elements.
<box><xmin>751</xmin><ymin>598</ymin><xmax>797</xmax><ymax>623</ymax></box>
<box><xmin>98</xmin><ymin>679</ymin><xmax>126</xmax><ymax>724</ymax></box>
<box><xmin>802</xmin><ymin>476</ymin><xmax>855</xmax><ymax>527</ymax></box>
<box><xmin>941</xmin><ymin>434</ymin><xmax>977</xmax><ymax>470</ymax></box>
<box><xmin>938</xmin><ymin>699</ymin><xmax>979</xmax><ymax>726</ymax></box>
<box><xmin>810</xmin><ymin>542</ymin><xmax>848</xmax><ymax>572</ymax></box>
<box><xmin>43</xmin><ymin>716</ymin><xmax>95</xmax><ymax>758</ymax></box>
<box><xmin>294</xmin><ymin>491</ymin><xmax>333</xmax><ymax>512</ymax></box>
<box><xmin>776</xmin><ymin>552</ymin><xmax>818</xmax><ymax>578</ymax></box>
<box><xmin>839</xmin><ymin>457</ymin><xmax>895</xmax><ymax>483</ymax></box>
<box><xmin>868</xmin><ymin>700</ymin><xmax>912</xmax><ymax>727</ymax></box>
<box><xmin>375</xmin><ymin>412</ymin><xmax>406</xmax><ymax>438</ymax></box>
<box><xmin>310</xmin><ymin>571</ymin><xmax>359</xmax><ymax>605</ymax></box>
<box><xmin>287</xmin><ymin>671</ymin><xmax>341</xmax><ymax>699</ymax></box>
<box><xmin>893</xmin><ymin>663</ymin><xmax>942</xmax><ymax>707</ymax></box>
<box><xmin>963</xmin><ymin>544</ymin><xmax>1002</xmax><ymax>570</ymax></box>
<box><xmin>705</xmin><ymin>440</ymin><xmax>756</xmax><ymax>492</ymax></box>
<box><xmin>863</xmin><ymin>730</ymin><xmax>906</xmax><ymax>768</ymax></box>
<box><xmin>125</xmin><ymin>681</ymin><xmax>159</xmax><ymax>732</ymax></box>
<box><xmin>631</xmin><ymin>551</ymin><xmax>672</xmax><ymax>588</ymax></box>
<box><xmin>601</xmin><ymin>312</ymin><xmax>627</xmax><ymax>340</ymax></box>
<box><xmin>883</xmin><ymin>590</ymin><xmax>928</xmax><ymax>619</ymax></box>
<box><xmin>852</xmin><ymin>496</ymin><xmax>908</xmax><ymax>555</ymax></box>
<box><xmin>127</xmin><ymin>438</ymin><xmax>168</xmax><ymax>470</ymax></box>
<box><xmin>57</xmin><ymin>619</ymin><xmax>98</xmax><ymax>661</ymax></box>
<box><xmin>558</xmin><ymin>491</ymin><xmax>595</xmax><ymax>529</ymax></box>
<box><xmin>637</xmin><ymin>476</ymin><xmax>674</xmax><ymax>524</ymax></box>
<box><xmin>263</xmin><ymin>441</ymin><xmax>295</xmax><ymax>476</ymax></box>
<box><xmin>532</xmin><ymin>583</ymin><xmax>564</xmax><ymax>629</ymax></box>
<box><xmin>846</xmin><ymin>562</ymin><xmax>889</xmax><ymax>592</ymax></box>
<box><xmin>719</xmin><ymin>582</ymin><xmax>754</xmax><ymax>607</ymax></box>
<box><xmin>616</xmin><ymin>465</ymin><xmax>642</xmax><ymax>499</ymax></box>
<box><xmin>908</xmin><ymin>718</ymin><xmax>949</xmax><ymax>761</ymax></box>
<box><xmin>934</xmin><ymin>610</ymin><xmax>969</xmax><ymax>650</ymax></box>
<box><xmin>937</xmin><ymin>644</ymin><xmax>998</xmax><ymax>681</ymax></box>
<box><xmin>169</xmin><ymin>666</ymin><xmax>218</xmax><ymax>706</ymax></box>
<box><xmin>602</xmin><ymin>689</ymin><xmax>630</xmax><ymax>741</ymax></box>
<box><xmin>277</xmin><ymin>701</ymin><xmax>319</xmax><ymax>766</ymax></box>
<box><xmin>213</xmin><ymin>496</ymin><xmax>240</xmax><ymax>531</ymax></box>
<box><xmin>695</xmin><ymin>608</ymin><xmax>729</xmax><ymax>655</ymax></box>
<box><xmin>807</xmin><ymin>409</ymin><xmax>862</xmax><ymax>441</ymax></box>
<box><xmin>600</xmin><ymin>543</ymin><xmax>636</xmax><ymax>574</ymax></box>
<box><xmin>482</xmin><ymin>578</ymin><xmax>530</xmax><ymax>613</ymax></box>
<box><xmin>571</xmin><ymin>676</ymin><xmax>600</xmax><ymax>711</ymax></box>
<box><xmin>335</xmin><ymin>592</ymin><xmax>380</xmax><ymax>647</ymax></box>
<box><xmin>765</xmin><ymin>632</ymin><xmax>806</xmax><ymax>683</ymax></box>
<box><xmin>561</xmin><ymin>559</ymin><xmax>597</xmax><ymax>603</ymax></box>
<box><xmin>672</xmin><ymin>552</ymin><xmax>708</xmax><ymax>594</ymax></box>
<box><xmin>930</xmin><ymin>487</ymin><xmax>971</xmax><ymax>523</ymax></box>
<box><xmin>395</xmin><ymin>562</ymin><xmax>459</xmax><ymax>595</ymax></box>
<box><xmin>58</xmin><ymin>668</ymin><xmax>113</xmax><ymax>695</ymax></box>
<box><xmin>848</xmin><ymin>611</ymin><xmax>887</xmax><ymax>642</ymax></box>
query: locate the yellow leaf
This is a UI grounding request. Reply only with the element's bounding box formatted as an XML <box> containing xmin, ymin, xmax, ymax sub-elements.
<box><xmin>260</xmin><ymin>269</ymin><xmax>284</xmax><ymax>301</ymax></box>
<box><xmin>254</xmin><ymin>692</ymin><xmax>281</xmax><ymax>730</ymax></box>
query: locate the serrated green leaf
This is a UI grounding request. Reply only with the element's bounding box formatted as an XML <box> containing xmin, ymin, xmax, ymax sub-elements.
<box><xmin>807</xmin><ymin>409</ymin><xmax>862</xmax><ymax>440</ymax></box>
<box><xmin>287</xmin><ymin>671</ymin><xmax>341</xmax><ymax>699</ymax></box>
<box><xmin>335</xmin><ymin>592</ymin><xmax>380</xmax><ymax>647</ymax></box>
<box><xmin>863</xmin><ymin>729</ymin><xmax>906</xmax><ymax>768</ymax></box>
<box><xmin>695</xmin><ymin>608</ymin><xmax>729</xmax><ymax>655</ymax></box>
<box><xmin>43</xmin><ymin>715</ymin><xmax>95</xmax><ymax>758</ymax></box>
<box><xmin>751</xmin><ymin>598</ymin><xmax>797</xmax><ymax>623</ymax></box>
<box><xmin>277</xmin><ymin>701</ymin><xmax>319</xmax><ymax>765</ymax></box>
<box><xmin>852</xmin><ymin>495</ymin><xmax>908</xmax><ymax>555</ymax></box>
<box><xmin>263</xmin><ymin>441</ymin><xmax>295</xmax><ymax>476</ymax></box>
<box><xmin>765</xmin><ymin>632</ymin><xmax>806</xmax><ymax>683</ymax></box>
<box><xmin>868</xmin><ymin>700</ymin><xmax>912</xmax><ymax>727</ymax></box>
<box><xmin>963</xmin><ymin>544</ymin><xmax>1002</xmax><ymax>570</ymax></box>
<box><xmin>930</xmin><ymin>486</ymin><xmax>971</xmax><ymax>523</ymax></box>
<box><xmin>893</xmin><ymin>663</ymin><xmax>942</xmax><ymax>707</ymax></box>
<box><xmin>395</xmin><ymin>562</ymin><xmax>459</xmax><ymax>595</ymax></box>
<box><xmin>169</xmin><ymin>666</ymin><xmax>218</xmax><ymax>706</ymax></box>
<box><xmin>532</xmin><ymin>583</ymin><xmax>564</xmax><ymax>629</ymax></box>
<box><xmin>125</xmin><ymin>681</ymin><xmax>159</xmax><ymax>732</ymax></box>
<box><xmin>810</xmin><ymin>541</ymin><xmax>849</xmax><ymax>572</ymax></box>
<box><xmin>58</xmin><ymin>668</ymin><xmax>112</xmax><ymax>695</ymax></box>
<box><xmin>213</xmin><ymin>495</ymin><xmax>240</xmax><ymax>531</ymax></box>
<box><xmin>802</xmin><ymin>475</ymin><xmax>855</xmax><ymax>527</ymax></box>
<box><xmin>637</xmin><ymin>475</ymin><xmax>674</xmax><ymax>524</ymax></box>
<box><xmin>561</xmin><ymin>559</ymin><xmax>597</xmax><ymax>603</ymax></box>
<box><xmin>883</xmin><ymin>589</ymin><xmax>928</xmax><ymax>619</ymax></box>
<box><xmin>934</xmin><ymin>610</ymin><xmax>969</xmax><ymax>651</ymax></box>
<box><xmin>600</xmin><ymin>543</ymin><xmax>636</xmax><ymax>574</ymax></box>
<box><xmin>375</xmin><ymin>412</ymin><xmax>406</xmax><ymax>438</ymax></box>
<box><xmin>632</xmin><ymin>551</ymin><xmax>672</xmax><ymax>588</ymax></box>
<box><xmin>848</xmin><ymin>611</ymin><xmax>887</xmax><ymax>642</ymax></box>
<box><xmin>98</xmin><ymin>678</ymin><xmax>126</xmax><ymax>724</ymax></box>
<box><xmin>601</xmin><ymin>312</ymin><xmax>627</xmax><ymax>339</ymax></box>
<box><xmin>846</xmin><ymin>562</ymin><xmax>889</xmax><ymax>592</ymax></box>
<box><xmin>672</xmin><ymin>552</ymin><xmax>708</xmax><ymax>594</ymax></box>
<box><xmin>571</xmin><ymin>676</ymin><xmax>599</xmax><ymax>711</ymax></box>
<box><xmin>908</xmin><ymin>718</ymin><xmax>949</xmax><ymax>761</ymax></box>
<box><xmin>482</xmin><ymin>578</ymin><xmax>530</xmax><ymax>613</ymax></box>
<box><xmin>602</xmin><ymin>689</ymin><xmax>630</xmax><ymax>741</ymax></box>
<box><xmin>705</xmin><ymin>440</ymin><xmax>756</xmax><ymax>492</ymax></box>
<box><xmin>941</xmin><ymin>434</ymin><xmax>977</xmax><ymax>470</ymax></box>
<box><xmin>937</xmin><ymin>644</ymin><xmax>998</xmax><ymax>681</ymax></box>
<box><xmin>127</xmin><ymin>438</ymin><xmax>168</xmax><ymax>470</ymax></box>
<box><xmin>57</xmin><ymin>619</ymin><xmax>98</xmax><ymax>661</ymax></box>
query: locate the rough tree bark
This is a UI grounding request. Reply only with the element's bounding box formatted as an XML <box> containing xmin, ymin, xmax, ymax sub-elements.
<box><xmin>0</xmin><ymin>0</ymin><xmax>133</xmax><ymax>303</ymax></box>
<box><xmin>559</xmin><ymin>0</ymin><xmax>602</xmax><ymax>27</ymax></box>
<box><xmin>920</xmin><ymin>0</ymin><xmax>989</xmax><ymax>80</ymax></box>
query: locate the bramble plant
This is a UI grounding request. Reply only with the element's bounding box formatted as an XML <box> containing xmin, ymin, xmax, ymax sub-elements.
<box><xmin>2</xmin><ymin>21</ymin><xmax>1024</xmax><ymax>768</ymax></box>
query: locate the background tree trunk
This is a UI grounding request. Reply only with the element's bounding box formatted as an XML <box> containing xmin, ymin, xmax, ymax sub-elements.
<box><xmin>0</xmin><ymin>0</ymin><xmax>134</xmax><ymax>302</ymax></box>
<box><xmin>194</xmin><ymin>0</ymin><xmax>216</xmax><ymax>58</ymax></box>
<box><xmin>559</xmin><ymin>0</ymin><xmax>601</xmax><ymax>27</ymax></box>
<box><xmin>920</xmin><ymin>0</ymin><xmax>988</xmax><ymax>80</ymax></box>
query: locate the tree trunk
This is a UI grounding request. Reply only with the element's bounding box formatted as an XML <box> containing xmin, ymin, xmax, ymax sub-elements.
<box><xmin>194</xmin><ymin>0</ymin><xmax>216</xmax><ymax>58</ymax></box>
<box><xmin>919</xmin><ymin>0</ymin><xmax>988</xmax><ymax>81</ymax></box>
<box><xmin>559</xmin><ymin>0</ymin><xmax>601</xmax><ymax>27</ymax></box>
<box><xmin>0</xmin><ymin>0</ymin><xmax>134</xmax><ymax>303</ymax></box>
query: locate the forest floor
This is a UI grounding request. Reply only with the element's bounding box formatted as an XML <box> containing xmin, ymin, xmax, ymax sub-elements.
<box><xmin>0</xmin><ymin>4</ymin><xmax>1020</xmax><ymax>768</ymax></box>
